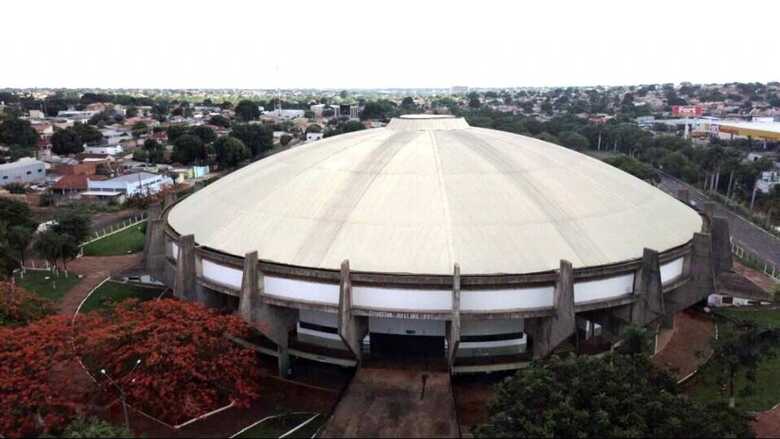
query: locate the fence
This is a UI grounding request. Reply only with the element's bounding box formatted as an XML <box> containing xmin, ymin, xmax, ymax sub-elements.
<box><xmin>81</xmin><ymin>213</ymin><xmax>147</xmax><ymax>247</ymax></box>
<box><xmin>731</xmin><ymin>239</ymin><xmax>779</xmax><ymax>282</ymax></box>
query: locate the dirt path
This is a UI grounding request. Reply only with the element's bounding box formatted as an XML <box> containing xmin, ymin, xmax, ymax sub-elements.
<box><xmin>651</xmin><ymin>311</ymin><xmax>715</xmax><ymax>381</ymax></box>
<box><xmin>58</xmin><ymin>254</ymin><xmax>143</xmax><ymax>315</ymax></box>
<box><xmin>754</xmin><ymin>405</ymin><xmax>780</xmax><ymax>438</ymax></box>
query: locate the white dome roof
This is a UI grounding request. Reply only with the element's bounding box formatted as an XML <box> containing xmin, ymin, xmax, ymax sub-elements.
<box><xmin>168</xmin><ymin>116</ymin><xmax>701</xmax><ymax>275</ymax></box>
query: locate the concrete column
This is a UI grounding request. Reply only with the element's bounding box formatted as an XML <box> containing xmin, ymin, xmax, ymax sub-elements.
<box><xmin>526</xmin><ymin>260</ymin><xmax>575</xmax><ymax>359</ymax></box>
<box><xmin>710</xmin><ymin>217</ymin><xmax>733</xmax><ymax>275</ymax></box>
<box><xmin>677</xmin><ymin>189</ymin><xmax>690</xmax><ymax>205</ymax></box>
<box><xmin>174</xmin><ymin>234</ymin><xmax>196</xmax><ymax>301</ymax></box>
<box><xmin>337</xmin><ymin>260</ymin><xmax>368</xmax><ymax>363</ymax></box>
<box><xmin>239</xmin><ymin>251</ymin><xmax>297</xmax><ymax>377</ymax></box>
<box><xmin>630</xmin><ymin>248</ymin><xmax>664</xmax><ymax>326</ymax></box>
<box><xmin>143</xmin><ymin>218</ymin><xmax>165</xmax><ymax>278</ymax></box>
<box><xmin>666</xmin><ymin>233</ymin><xmax>714</xmax><ymax>315</ymax></box>
<box><xmin>447</xmin><ymin>264</ymin><xmax>461</xmax><ymax>369</ymax></box>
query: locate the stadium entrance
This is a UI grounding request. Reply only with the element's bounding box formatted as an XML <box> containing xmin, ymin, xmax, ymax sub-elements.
<box><xmin>369</xmin><ymin>333</ymin><xmax>445</xmax><ymax>359</ymax></box>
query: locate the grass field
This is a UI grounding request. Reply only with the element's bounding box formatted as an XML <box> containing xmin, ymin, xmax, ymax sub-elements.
<box><xmin>14</xmin><ymin>270</ymin><xmax>80</xmax><ymax>301</ymax></box>
<box><xmin>79</xmin><ymin>281</ymin><xmax>165</xmax><ymax>313</ymax></box>
<box><xmin>717</xmin><ymin>307</ymin><xmax>780</xmax><ymax>328</ymax></box>
<box><xmin>234</xmin><ymin>413</ymin><xmax>320</xmax><ymax>439</ymax></box>
<box><xmin>687</xmin><ymin>308</ymin><xmax>780</xmax><ymax>411</ymax></box>
<box><xmin>83</xmin><ymin>224</ymin><xmax>146</xmax><ymax>256</ymax></box>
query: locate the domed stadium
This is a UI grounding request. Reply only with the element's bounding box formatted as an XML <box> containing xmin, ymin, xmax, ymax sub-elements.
<box><xmin>144</xmin><ymin>114</ymin><xmax>732</xmax><ymax>374</ymax></box>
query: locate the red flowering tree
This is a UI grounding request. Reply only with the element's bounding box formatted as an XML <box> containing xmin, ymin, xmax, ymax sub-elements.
<box><xmin>0</xmin><ymin>281</ymin><xmax>56</xmax><ymax>326</ymax></box>
<box><xmin>75</xmin><ymin>299</ymin><xmax>262</xmax><ymax>425</ymax></box>
<box><xmin>0</xmin><ymin>315</ymin><xmax>101</xmax><ymax>437</ymax></box>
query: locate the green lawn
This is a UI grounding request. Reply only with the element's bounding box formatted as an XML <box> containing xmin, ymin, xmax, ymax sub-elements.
<box><xmin>234</xmin><ymin>413</ymin><xmax>319</xmax><ymax>439</ymax></box>
<box><xmin>82</xmin><ymin>224</ymin><xmax>146</xmax><ymax>257</ymax></box>
<box><xmin>79</xmin><ymin>281</ymin><xmax>165</xmax><ymax>314</ymax></box>
<box><xmin>687</xmin><ymin>308</ymin><xmax>780</xmax><ymax>411</ymax></box>
<box><xmin>717</xmin><ymin>307</ymin><xmax>780</xmax><ymax>329</ymax></box>
<box><xmin>14</xmin><ymin>270</ymin><xmax>80</xmax><ymax>301</ymax></box>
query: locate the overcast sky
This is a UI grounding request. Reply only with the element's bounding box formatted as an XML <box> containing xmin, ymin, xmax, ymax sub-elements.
<box><xmin>2</xmin><ymin>0</ymin><xmax>778</xmax><ymax>89</ymax></box>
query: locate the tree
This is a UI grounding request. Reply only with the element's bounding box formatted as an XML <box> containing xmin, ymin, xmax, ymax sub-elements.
<box><xmin>166</xmin><ymin>124</ymin><xmax>189</xmax><ymax>143</ymax></box>
<box><xmin>208</xmin><ymin>115</ymin><xmax>230</xmax><ymax>128</ymax></box>
<box><xmin>0</xmin><ymin>315</ymin><xmax>97</xmax><ymax>437</ymax></box>
<box><xmin>710</xmin><ymin>319</ymin><xmax>780</xmax><ymax>408</ymax></box>
<box><xmin>53</xmin><ymin>210</ymin><xmax>91</xmax><ymax>245</ymax></box>
<box><xmin>306</xmin><ymin>124</ymin><xmax>322</xmax><ymax>133</ymax></box>
<box><xmin>213</xmin><ymin>136</ymin><xmax>250</xmax><ymax>167</ymax></box>
<box><xmin>60</xmin><ymin>417</ymin><xmax>133</xmax><ymax>438</ymax></box>
<box><xmin>231</xmin><ymin>123</ymin><xmax>273</xmax><ymax>156</ymax></box>
<box><xmin>558</xmin><ymin>131</ymin><xmax>591</xmax><ymax>150</ymax></box>
<box><xmin>51</xmin><ymin>128</ymin><xmax>84</xmax><ymax>155</ymax></box>
<box><xmin>0</xmin><ymin>117</ymin><xmax>39</xmax><ymax>147</ymax></box>
<box><xmin>125</xmin><ymin>106</ymin><xmax>138</xmax><ymax>118</ymax></box>
<box><xmin>33</xmin><ymin>230</ymin><xmax>69</xmax><ymax>272</ymax></box>
<box><xmin>143</xmin><ymin>138</ymin><xmax>164</xmax><ymax>164</ymax></box>
<box><xmin>76</xmin><ymin>299</ymin><xmax>262</xmax><ymax>426</ymax></box>
<box><xmin>72</xmin><ymin>123</ymin><xmax>103</xmax><ymax>145</ymax></box>
<box><xmin>234</xmin><ymin>100</ymin><xmax>261</xmax><ymax>122</ymax></box>
<box><xmin>190</xmin><ymin>125</ymin><xmax>216</xmax><ymax>144</ymax></box>
<box><xmin>535</xmin><ymin>132</ymin><xmax>560</xmax><ymax>145</ymax></box>
<box><xmin>0</xmin><ymin>198</ymin><xmax>37</xmax><ymax>278</ymax></box>
<box><xmin>0</xmin><ymin>281</ymin><xmax>56</xmax><ymax>326</ymax></box>
<box><xmin>604</xmin><ymin>156</ymin><xmax>660</xmax><ymax>184</ymax></box>
<box><xmin>474</xmin><ymin>354</ymin><xmax>753</xmax><ymax>438</ymax></box>
<box><xmin>131</xmin><ymin>121</ymin><xmax>149</xmax><ymax>139</ymax></box>
<box><xmin>401</xmin><ymin>96</ymin><xmax>416</xmax><ymax>111</ymax></box>
<box><xmin>467</xmin><ymin>92</ymin><xmax>481</xmax><ymax>108</ymax></box>
<box><xmin>172</xmin><ymin>134</ymin><xmax>206</xmax><ymax>164</ymax></box>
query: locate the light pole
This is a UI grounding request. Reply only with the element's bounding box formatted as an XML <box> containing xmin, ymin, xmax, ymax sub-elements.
<box><xmin>100</xmin><ymin>358</ymin><xmax>142</xmax><ymax>431</ymax></box>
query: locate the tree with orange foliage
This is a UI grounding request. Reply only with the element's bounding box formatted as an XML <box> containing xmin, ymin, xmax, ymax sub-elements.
<box><xmin>1</xmin><ymin>299</ymin><xmax>262</xmax><ymax>437</ymax></box>
<box><xmin>76</xmin><ymin>299</ymin><xmax>262</xmax><ymax>426</ymax></box>
<box><xmin>0</xmin><ymin>281</ymin><xmax>55</xmax><ymax>326</ymax></box>
<box><xmin>0</xmin><ymin>315</ymin><xmax>101</xmax><ymax>437</ymax></box>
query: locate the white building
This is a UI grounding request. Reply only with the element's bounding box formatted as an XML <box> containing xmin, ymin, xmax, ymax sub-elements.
<box><xmin>56</xmin><ymin>110</ymin><xmax>98</xmax><ymax>123</ymax></box>
<box><xmin>0</xmin><ymin>158</ymin><xmax>46</xmax><ymax>186</ymax></box>
<box><xmin>84</xmin><ymin>144</ymin><xmax>124</xmax><ymax>155</ymax></box>
<box><xmin>756</xmin><ymin>170</ymin><xmax>780</xmax><ymax>194</ymax></box>
<box><xmin>86</xmin><ymin>172</ymin><xmax>173</xmax><ymax>199</ymax></box>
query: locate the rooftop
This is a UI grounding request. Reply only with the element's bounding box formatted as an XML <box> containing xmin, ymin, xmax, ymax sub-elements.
<box><xmin>169</xmin><ymin>116</ymin><xmax>701</xmax><ymax>275</ymax></box>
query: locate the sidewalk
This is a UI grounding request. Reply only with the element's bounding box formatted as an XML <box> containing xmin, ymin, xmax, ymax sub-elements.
<box><xmin>58</xmin><ymin>254</ymin><xmax>143</xmax><ymax>315</ymax></box>
<box><xmin>651</xmin><ymin>311</ymin><xmax>715</xmax><ymax>381</ymax></box>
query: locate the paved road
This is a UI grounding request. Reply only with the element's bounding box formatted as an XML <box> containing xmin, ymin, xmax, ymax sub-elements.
<box><xmin>658</xmin><ymin>174</ymin><xmax>780</xmax><ymax>269</ymax></box>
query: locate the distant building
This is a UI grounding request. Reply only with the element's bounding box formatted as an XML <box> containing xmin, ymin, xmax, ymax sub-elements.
<box><xmin>756</xmin><ymin>170</ymin><xmax>780</xmax><ymax>194</ymax></box>
<box><xmin>86</xmin><ymin>172</ymin><xmax>173</xmax><ymax>200</ymax></box>
<box><xmin>84</xmin><ymin>144</ymin><xmax>123</xmax><ymax>156</ymax></box>
<box><xmin>56</xmin><ymin>110</ymin><xmax>97</xmax><ymax>123</ymax></box>
<box><xmin>263</xmin><ymin>109</ymin><xmax>305</xmax><ymax>120</ymax></box>
<box><xmin>28</xmin><ymin>110</ymin><xmax>45</xmax><ymax>120</ymax></box>
<box><xmin>0</xmin><ymin>158</ymin><xmax>45</xmax><ymax>186</ymax></box>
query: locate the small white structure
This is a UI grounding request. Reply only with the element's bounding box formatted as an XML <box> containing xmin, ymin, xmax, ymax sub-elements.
<box><xmin>84</xmin><ymin>144</ymin><xmax>124</xmax><ymax>155</ymax></box>
<box><xmin>756</xmin><ymin>170</ymin><xmax>780</xmax><ymax>194</ymax></box>
<box><xmin>306</xmin><ymin>132</ymin><xmax>324</xmax><ymax>142</ymax></box>
<box><xmin>0</xmin><ymin>158</ymin><xmax>46</xmax><ymax>186</ymax></box>
<box><xmin>87</xmin><ymin>172</ymin><xmax>173</xmax><ymax>198</ymax></box>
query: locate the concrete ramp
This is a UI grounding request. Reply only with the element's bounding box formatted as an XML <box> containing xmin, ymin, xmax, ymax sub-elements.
<box><xmin>321</xmin><ymin>367</ymin><xmax>460</xmax><ymax>438</ymax></box>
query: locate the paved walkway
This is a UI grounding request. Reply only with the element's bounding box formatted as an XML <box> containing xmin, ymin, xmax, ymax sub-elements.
<box><xmin>651</xmin><ymin>311</ymin><xmax>715</xmax><ymax>381</ymax></box>
<box><xmin>754</xmin><ymin>405</ymin><xmax>780</xmax><ymax>438</ymax></box>
<box><xmin>58</xmin><ymin>254</ymin><xmax>143</xmax><ymax>315</ymax></box>
<box><xmin>322</xmin><ymin>367</ymin><xmax>459</xmax><ymax>438</ymax></box>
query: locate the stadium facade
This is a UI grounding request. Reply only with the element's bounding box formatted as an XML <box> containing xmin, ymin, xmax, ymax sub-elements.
<box><xmin>144</xmin><ymin>115</ymin><xmax>732</xmax><ymax>374</ymax></box>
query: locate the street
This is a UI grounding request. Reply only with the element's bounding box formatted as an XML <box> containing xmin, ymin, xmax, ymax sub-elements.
<box><xmin>658</xmin><ymin>174</ymin><xmax>780</xmax><ymax>269</ymax></box>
